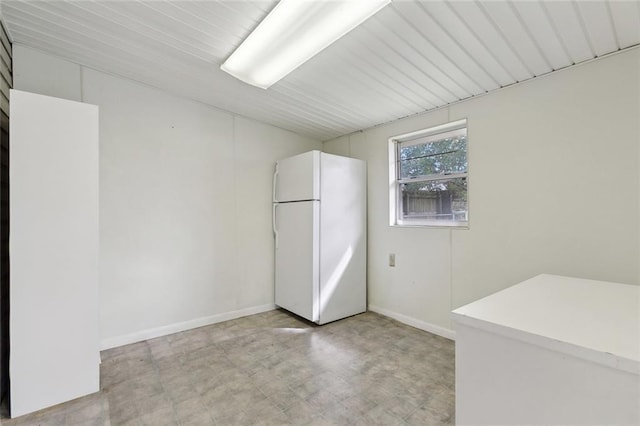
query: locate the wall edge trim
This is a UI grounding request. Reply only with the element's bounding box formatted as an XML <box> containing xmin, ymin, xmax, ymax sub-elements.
<box><xmin>99</xmin><ymin>304</ymin><xmax>276</xmax><ymax>351</ymax></box>
<box><xmin>369</xmin><ymin>304</ymin><xmax>455</xmax><ymax>341</ymax></box>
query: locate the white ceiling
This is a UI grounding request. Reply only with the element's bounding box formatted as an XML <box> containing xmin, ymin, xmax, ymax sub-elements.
<box><xmin>2</xmin><ymin>0</ymin><xmax>639</xmax><ymax>141</ymax></box>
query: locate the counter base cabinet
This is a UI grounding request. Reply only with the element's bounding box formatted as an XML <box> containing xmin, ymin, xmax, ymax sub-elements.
<box><xmin>453</xmin><ymin>274</ymin><xmax>640</xmax><ymax>426</ymax></box>
<box><xmin>456</xmin><ymin>323</ymin><xmax>639</xmax><ymax>425</ymax></box>
<box><xmin>9</xmin><ymin>90</ymin><xmax>99</xmax><ymax>418</ymax></box>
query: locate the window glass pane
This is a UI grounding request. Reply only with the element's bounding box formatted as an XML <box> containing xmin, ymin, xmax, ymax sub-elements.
<box><xmin>400</xmin><ymin>177</ymin><xmax>467</xmax><ymax>223</ymax></box>
<box><xmin>399</xmin><ymin>135</ymin><xmax>467</xmax><ymax>179</ymax></box>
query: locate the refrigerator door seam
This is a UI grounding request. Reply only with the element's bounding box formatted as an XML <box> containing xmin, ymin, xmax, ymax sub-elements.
<box><xmin>272</xmin><ymin>166</ymin><xmax>279</xmax><ymax>202</ymax></box>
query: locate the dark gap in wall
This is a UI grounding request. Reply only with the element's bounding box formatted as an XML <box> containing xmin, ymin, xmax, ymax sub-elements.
<box><xmin>0</xmin><ymin>15</ymin><xmax>11</xmax><ymax>415</ymax></box>
<box><xmin>0</xmin><ymin>110</ymin><xmax>7</xmax><ymax>411</ymax></box>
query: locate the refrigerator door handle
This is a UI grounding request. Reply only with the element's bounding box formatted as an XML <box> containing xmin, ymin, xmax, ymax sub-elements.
<box><xmin>272</xmin><ymin>203</ymin><xmax>279</xmax><ymax>249</ymax></box>
<box><xmin>272</xmin><ymin>166</ymin><xmax>279</xmax><ymax>203</ymax></box>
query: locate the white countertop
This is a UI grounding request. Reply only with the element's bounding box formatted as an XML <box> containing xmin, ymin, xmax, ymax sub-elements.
<box><xmin>452</xmin><ymin>274</ymin><xmax>640</xmax><ymax>373</ymax></box>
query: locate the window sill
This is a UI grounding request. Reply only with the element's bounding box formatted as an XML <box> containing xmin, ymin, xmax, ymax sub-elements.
<box><xmin>392</xmin><ymin>221</ymin><xmax>469</xmax><ymax>229</ymax></box>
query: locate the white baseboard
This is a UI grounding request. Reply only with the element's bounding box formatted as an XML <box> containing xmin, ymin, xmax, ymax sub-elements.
<box><xmin>368</xmin><ymin>304</ymin><xmax>456</xmax><ymax>340</ymax></box>
<box><xmin>99</xmin><ymin>303</ymin><xmax>276</xmax><ymax>350</ymax></box>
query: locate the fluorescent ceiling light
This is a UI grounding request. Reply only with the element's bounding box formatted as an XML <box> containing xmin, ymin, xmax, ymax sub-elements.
<box><xmin>221</xmin><ymin>0</ymin><xmax>390</xmax><ymax>89</ymax></box>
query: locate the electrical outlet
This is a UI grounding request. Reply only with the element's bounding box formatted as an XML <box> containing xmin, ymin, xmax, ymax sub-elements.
<box><xmin>389</xmin><ymin>253</ymin><xmax>395</xmax><ymax>267</ymax></box>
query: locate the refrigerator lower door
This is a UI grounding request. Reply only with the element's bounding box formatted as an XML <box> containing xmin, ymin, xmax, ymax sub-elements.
<box><xmin>274</xmin><ymin>200</ymin><xmax>320</xmax><ymax>322</ymax></box>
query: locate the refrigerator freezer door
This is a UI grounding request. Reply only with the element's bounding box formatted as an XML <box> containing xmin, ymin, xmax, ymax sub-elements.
<box><xmin>273</xmin><ymin>150</ymin><xmax>320</xmax><ymax>202</ymax></box>
<box><xmin>274</xmin><ymin>200</ymin><xmax>320</xmax><ymax>322</ymax></box>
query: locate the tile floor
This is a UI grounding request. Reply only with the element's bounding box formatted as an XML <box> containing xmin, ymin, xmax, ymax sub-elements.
<box><xmin>0</xmin><ymin>310</ymin><xmax>455</xmax><ymax>425</ymax></box>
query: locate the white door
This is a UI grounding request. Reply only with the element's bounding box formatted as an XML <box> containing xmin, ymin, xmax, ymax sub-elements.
<box><xmin>318</xmin><ymin>153</ymin><xmax>367</xmax><ymax>324</ymax></box>
<box><xmin>10</xmin><ymin>90</ymin><xmax>99</xmax><ymax>417</ymax></box>
<box><xmin>274</xmin><ymin>200</ymin><xmax>319</xmax><ymax>322</ymax></box>
<box><xmin>273</xmin><ymin>150</ymin><xmax>320</xmax><ymax>202</ymax></box>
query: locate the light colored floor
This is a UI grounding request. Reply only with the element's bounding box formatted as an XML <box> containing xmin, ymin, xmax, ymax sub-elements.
<box><xmin>1</xmin><ymin>310</ymin><xmax>455</xmax><ymax>425</ymax></box>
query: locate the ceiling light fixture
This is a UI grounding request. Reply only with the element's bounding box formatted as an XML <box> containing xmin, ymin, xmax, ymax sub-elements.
<box><xmin>221</xmin><ymin>0</ymin><xmax>390</xmax><ymax>89</ymax></box>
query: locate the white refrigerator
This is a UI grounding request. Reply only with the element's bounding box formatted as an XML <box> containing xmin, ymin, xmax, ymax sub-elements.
<box><xmin>273</xmin><ymin>150</ymin><xmax>366</xmax><ymax>324</ymax></box>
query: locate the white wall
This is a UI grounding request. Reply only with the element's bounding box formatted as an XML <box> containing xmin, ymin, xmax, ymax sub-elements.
<box><xmin>325</xmin><ymin>48</ymin><xmax>640</xmax><ymax>336</ymax></box>
<box><xmin>13</xmin><ymin>45</ymin><xmax>322</xmax><ymax>348</ymax></box>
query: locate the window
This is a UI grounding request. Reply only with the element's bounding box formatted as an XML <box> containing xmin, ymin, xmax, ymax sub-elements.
<box><xmin>389</xmin><ymin>119</ymin><xmax>468</xmax><ymax>227</ymax></box>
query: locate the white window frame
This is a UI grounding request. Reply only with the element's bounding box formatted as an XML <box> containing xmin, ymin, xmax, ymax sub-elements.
<box><xmin>389</xmin><ymin>119</ymin><xmax>468</xmax><ymax>228</ymax></box>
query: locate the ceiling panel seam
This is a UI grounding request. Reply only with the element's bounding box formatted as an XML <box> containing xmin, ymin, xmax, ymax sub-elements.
<box><xmin>418</xmin><ymin>2</ymin><xmax>501</xmax><ymax>91</ymax></box>
<box><xmin>309</xmin><ymin>62</ymin><xmax>416</xmax><ymax>121</ymax></box>
<box><xmin>322</xmin><ymin>53</ymin><xmax>428</xmax><ymax>111</ymax></box>
<box><xmin>356</xmin><ymin>24</ymin><xmax>455</xmax><ymax>104</ymax></box>
<box><xmin>91</xmin><ymin>1</ymin><xmax>229</xmax><ymax>61</ymax></box>
<box><xmin>540</xmin><ymin>1</ymin><xmax>576</xmax><ymax>65</ymax></box>
<box><xmin>166</xmin><ymin>1</ymin><xmax>260</xmax><ymax>39</ymax></box>
<box><xmin>4</xmin><ymin>3</ymin><xmax>213</xmax><ymax>68</ymax></box>
<box><xmin>332</xmin><ymin>44</ymin><xmax>431</xmax><ymax>112</ymax></box>
<box><xmin>212</xmin><ymin>0</ymin><xmax>274</xmax><ymax>34</ymax></box>
<box><xmin>607</xmin><ymin>1</ymin><xmax>640</xmax><ymax>49</ymax></box>
<box><xmin>507</xmin><ymin>1</ymin><xmax>554</xmax><ymax>71</ymax></box>
<box><xmin>475</xmin><ymin>1</ymin><xmax>536</xmax><ymax>78</ymax></box>
<box><xmin>220</xmin><ymin>91</ymin><xmax>349</xmax><ymax>137</ymax></box>
<box><xmin>605</xmin><ymin>1</ymin><xmax>623</xmax><ymax>50</ymax></box>
<box><xmin>348</xmin><ymin>28</ymin><xmax>445</xmax><ymax>107</ymax></box>
<box><xmin>386</xmin><ymin>6</ymin><xmax>481</xmax><ymax>96</ymax></box>
<box><xmin>276</xmin><ymin>80</ymin><xmax>375</xmax><ymax>126</ymax></box>
<box><xmin>337</xmin><ymin>31</ymin><xmax>441</xmax><ymax>109</ymax></box>
<box><xmin>370</xmin><ymin>21</ymin><xmax>471</xmax><ymax>100</ymax></box>
<box><xmin>513</xmin><ymin>1</ymin><xmax>572</xmax><ymax>70</ymax></box>
<box><xmin>240</xmin><ymin>85</ymin><xmax>373</xmax><ymax>136</ymax></box>
<box><xmin>445</xmin><ymin>1</ymin><xmax>518</xmax><ymax>84</ymax></box>
<box><xmin>412</xmin><ymin>1</ymin><xmax>496</xmax><ymax>91</ymax></box>
<box><xmin>343</xmin><ymin>51</ymin><xmax>438</xmax><ymax>111</ymax></box>
<box><xmin>294</xmin><ymin>31</ymin><xmax>440</xmax><ymax>116</ymax></box>
<box><xmin>572</xmin><ymin>1</ymin><xmax>597</xmax><ymax>58</ymax></box>
<box><xmin>132</xmin><ymin>0</ymin><xmax>236</xmax><ymax>59</ymax></box>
